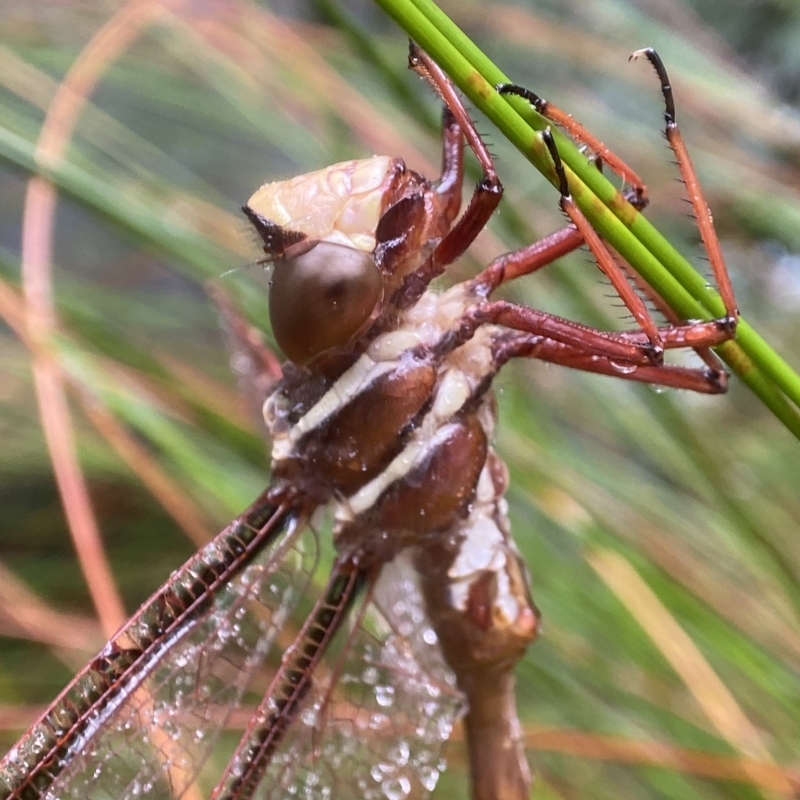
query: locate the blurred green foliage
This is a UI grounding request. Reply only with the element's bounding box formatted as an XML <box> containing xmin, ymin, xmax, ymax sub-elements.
<box><xmin>0</xmin><ymin>1</ymin><xmax>798</xmax><ymax>798</ymax></box>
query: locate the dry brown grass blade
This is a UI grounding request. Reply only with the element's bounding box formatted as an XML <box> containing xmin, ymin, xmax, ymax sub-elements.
<box><xmin>0</xmin><ymin>561</ymin><xmax>101</xmax><ymax>656</ymax></box>
<box><xmin>0</xmin><ymin>273</ymin><xmax>216</xmax><ymax>547</ymax></box>
<box><xmin>522</xmin><ymin>728</ymin><xmax>798</xmax><ymax>793</ymax></box>
<box><xmin>20</xmin><ymin>0</ymin><xmax>168</xmax><ymax>639</ymax></box>
<box><xmin>589</xmin><ymin>548</ymin><xmax>791</xmax><ymax>794</ymax></box>
<box><xmin>16</xmin><ymin>4</ymin><xmax>209</xmax><ymax>797</ymax></box>
<box><xmin>435</xmin><ymin>720</ymin><xmax>796</xmax><ymax>793</ymax></box>
<box><xmin>77</xmin><ymin>395</ymin><xmax>215</xmax><ymax>548</ymax></box>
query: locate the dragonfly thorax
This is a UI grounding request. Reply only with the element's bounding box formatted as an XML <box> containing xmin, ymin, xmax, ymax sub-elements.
<box><xmin>263</xmin><ymin>279</ymin><xmax>505</xmax><ymax>562</ymax></box>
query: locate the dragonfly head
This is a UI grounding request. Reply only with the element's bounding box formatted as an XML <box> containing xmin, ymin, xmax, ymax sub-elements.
<box><xmin>242</xmin><ymin>157</ymin><xmax>398</xmax><ymax>365</ymax></box>
<box><xmin>244</xmin><ymin>156</ymin><xmax>441</xmax><ymax>366</ymax></box>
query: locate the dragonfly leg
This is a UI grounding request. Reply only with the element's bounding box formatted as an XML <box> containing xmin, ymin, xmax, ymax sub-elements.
<box><xmin>469</xmin><ymin>189</ymin><xmax>665</xmax><ymax>363</ymax></box>
<box><xmin>630</xmin><ymin>47</ymin><xmax>738</xmax><ymax>321</ymax></box>
<box><xmin>497</xmin><ymin>82</ymin><xmax>648</xmax><ymax>208</ymax></box>
<box><xmin>468</xmin><ymin>102</ymin><xmax>738</xmax><ymax>377</ymax></box>
<box><xmin>448</xmin><ymin>300</ymin><xmax>661</xmax><ymax>365</ymax></box>
<box><xmin>407</xmin><ymin>45</ymin><xmax>503</xmax><ymax>275</ymax></box>
<box><xmin>495</xmin><ymin>333</ymin><xmax>728</xmax><ymax>393</ymax></box>
<box><xmin>542</xmin><ymin>128</ymin><xmax>666</xmax><ymax>353</ymax></box>
<box><xmin>472</xmin><ymin>239</ymin><xmax>732</xmax><ymax>355</ymax></box>
<box><xmin>489</xmin><ymin>51</ymin><xmax>738</xmax><ymax>379</ymax></box>
<box><xmin>435</xmin><ymin>104</ymin><xmax>466</xmax><ymax>225</ymax></box>
<box><xmin>470</xmin><ymin>223</ymin><xmax>585</xmax><ymax>292</ymax></box>
<box><xmin>617</xmin><ymin>257</ymin><xmax>728</xmax><ymax>374</ymax></box>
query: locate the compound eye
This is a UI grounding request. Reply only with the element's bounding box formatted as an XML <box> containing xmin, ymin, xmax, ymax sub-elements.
<box><xmin>269</xmin><ymin>241</ymin><xmax>383</xmax><ymax>365</ymax></box>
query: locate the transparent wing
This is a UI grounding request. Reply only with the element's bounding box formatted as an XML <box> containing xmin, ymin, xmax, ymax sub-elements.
<box><xmin>0</xmin><ymin>501</ymin><xmax>317</xmax><ymax>800</ymax></box>
<box><xmin>256</xmin><ymin>549</ymin><xmax>464</xmax><ymax>800</ymax></box>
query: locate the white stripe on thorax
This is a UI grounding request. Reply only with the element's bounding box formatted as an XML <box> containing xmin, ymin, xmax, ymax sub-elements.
<box><xmin>271</xmin><ymin>354</ymin><xmax>393</xmax><ymax>462</ymax></box>
<box><xmin>268</xmin><ymin>283</ymin><xmax>487</xmax><ymax>466</ymax></box>
<box><xmin>334</xmin><ymin>366</ymin><xmax>472</xmax><ymax>523</ymax></box>
<box><xmin>269</xmin><ymin>327</ymin><xmax>434</xmax><ymax>464</ymax></box>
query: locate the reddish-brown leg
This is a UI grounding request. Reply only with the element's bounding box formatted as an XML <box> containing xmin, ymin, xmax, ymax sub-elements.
<box><xmin>470</xmin><ymin>224</ymin><xmax>585</xmax><ymax>292</ymax></box>
<box><xmin>457</xmin><ymin>127</ymin><xmax>734</xmax><ymax>373</ymax></box>
<box><xmin>497</xmin><ymin>51</ymin><xmax>738</xmax><ymax>372</ymax></box>
<box><xmin>541</xmin><ymin>127</ymin><xmax>667</xmax><ymax>354</ymax></box>
<box><xmin>471</xmin><ymin>236</ymin><xmax>733</xmax><ymax>354</ymax></box>
<box><xmin>408</xmin><ymin>45</ymin><xmax>503</xmax><ymax>273</ymax></box>
<box><xmin>614</xmin><ymin>255</ymin><xmax>727</xmax><ymax>374</ymax></box>
<box><xmin>497</xmin><ymin>83</ymin><xmax>648</xmax><ymax>208</ymax></box>
<box><xmin>417</xmin><ymin>47</ymin><xmax>737</xmax><ymax>395</ymax></box>
<box><xmin>494</xmin><ymin>333</ymin><xmax>728</xmax><ymax>394</ymax></box>
<box><xmin>442</xmin><ymin>297</ymin><xmax>732</xmax><ymax>374</ymax></box>
<box><xmin>483</xmin><ymin>124</ymin><xmax>737</xmax><ymax>371</ymax></box>
<box><xmin>630</xmin><ymin>48</ymin><xmax>738</xmax><ymax>322</ymax></box>
<box><xmin>452</xmin><ymin>301</ymin><xmax>660</xmax><ymax>364</ymax></box>
<box><xmin>405</xmin><ymin>47</ymin><xmax>610</xmax><ymax>308</ymax></box>
<box><xmin>400</xmin><ymin>49</ymin><xmax>589</xmax><ymax>314</ymax></box>
<box><xmin>550</xmin><ymin>126</ymin><xmax>738</xmax><ymax>356</ymax></box>
<box><xmin>472</xmin><ymin>82</ymin><xmax>738</xmax><ymax>390</ymax></box>
<box><xmin>435</xmin><ymin>105</ymin><xmax>465</xmax><ymax>226</ymax></box>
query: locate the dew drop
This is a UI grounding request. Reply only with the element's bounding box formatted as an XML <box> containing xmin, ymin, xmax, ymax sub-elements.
<box><xmin>382</xmin><ymin>776</ymin><xmax>411</xmax><ymax>800</ymax></box>
<box><xmin>609</xmin><ymin>360</ymin><xmax>638</xmax><ymax>375</ymax></box>
<box><xmin>422</xmin><ymin>628</ymin><xmax>437</xmax><ymax>645</ymax></box>
<box><xmin>369</xmin><ymin>712</ymin><xmax>389</xmax><ymax>730</ymax></box>
<box><xmin>387</xmin><ymin>740</ymin><xmax>410</xmax><ymax>767</ymax></box>
<box><xmin>375</xmin><ymin>684</ymin><xmax>395</xmax><ymax>707</ymax></box>
<box><xmin>304</xmin><ymin>770</ymin><xmax>320</xmax><ymax>787</ymax></box>
<box><xmin>361</xmin><ymin>666</ymin><xmax>379</xmax><ymax>685</ymax></box>
<box><xmin>419</xmin><ymin>765</ymin><xmax>440</xmax><ymax>791</ymax></box>
<box><xmin>301</xmin><ymin>706</ymin><xmax>319</xmax><ymax>727</ymax></box>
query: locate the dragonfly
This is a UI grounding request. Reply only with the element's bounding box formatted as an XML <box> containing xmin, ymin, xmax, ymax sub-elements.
<box><xmin>0</xmin><ymin>45</ymin><xmax>738</xmax><ymax>800</ymax></box>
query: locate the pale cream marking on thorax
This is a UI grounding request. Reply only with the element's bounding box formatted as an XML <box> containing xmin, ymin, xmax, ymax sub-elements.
<box><xmin>269</xmin><ymin>354</ymin><xmax>397</xmax><ymax>462</ymax></box>
<box><xmin>333</xmin><ymin>327</ymin><xmax>498</xmax><ymax>525</ymax></box>
<box><xmin>334</xmin><ymin>421</ymin><xmax>463</xmax><ymax>527</ymax></box>
<box><xmin>335</xmin><ymin>368</ymin><xmax>471</xmax><ymax>522</ymax></box>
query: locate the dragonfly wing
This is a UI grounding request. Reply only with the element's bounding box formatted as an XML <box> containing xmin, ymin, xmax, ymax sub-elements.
<box><xmin>2</xmin><ymin>503</ymin><xmax>318</xmax><ymax>800</ymax></box>
<box><xmin>256</xmin><ymin>549</ymin><xmax>464</xmax><ymax>800</ymax></box>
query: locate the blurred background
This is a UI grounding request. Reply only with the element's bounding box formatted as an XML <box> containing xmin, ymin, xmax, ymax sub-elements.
<box><xmin>1</xmin><ymin>0</ymin><xmax>799</xmax><ymax>798</ymax></box>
